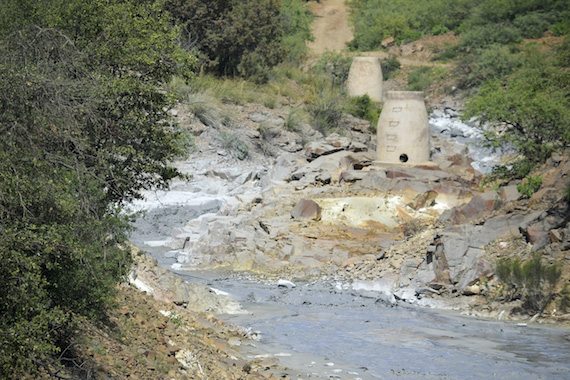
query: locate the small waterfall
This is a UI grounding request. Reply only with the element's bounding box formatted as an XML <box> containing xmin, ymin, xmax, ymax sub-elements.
<box><xmin>429</xmin><ymin>110</ymin><xmax>507</xmax><ymax>174</ymax></box>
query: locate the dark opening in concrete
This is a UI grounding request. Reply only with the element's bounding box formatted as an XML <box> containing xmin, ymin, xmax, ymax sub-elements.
<box><xmin>399</xmin><ymin>154</ymin><xmax>409</xmax><ymax>163</ymax></box>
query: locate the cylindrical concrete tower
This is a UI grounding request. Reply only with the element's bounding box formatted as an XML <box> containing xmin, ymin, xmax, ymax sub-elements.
<box><xmin>346</xmin><ymin>57</ymin><xmax>383</xmax><ymax>102</ymax></box>
<box><xmin>376</xmin><ymin>91</ymin><xmax>430</xmax><ymax>164</ymax></box>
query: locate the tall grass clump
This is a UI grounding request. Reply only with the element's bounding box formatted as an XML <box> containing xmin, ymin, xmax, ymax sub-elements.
<box><xmin>495</xmin><ymin>253</ymin><xmax>562</xmax><ymax>315</ymax></box>
<box><xmin>184</xmin><ymin>92</ymin><xmax>224</xmax><ymax>128</ymax></box>
<box><xmin>307</xmin><ymin>88</ymin><xmax>343</xmax><ymax>136</ymax></box>
<box><xmin>217</xmin><ymin>131</ymin><xmax>249</xmax><ymax>160</ymax></box>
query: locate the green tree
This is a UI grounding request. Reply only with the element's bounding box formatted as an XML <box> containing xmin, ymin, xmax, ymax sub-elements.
<box><xmin>165</xmin><ymin>0</ymin><xmax>284</xmax><ymax>82</ymax></box>
<box><xmin>0</xmin><ymin>0</ymin><xmax>194</xmax><ymax>375</ymax></box>
<box><xmin>463</xmin><ymin>48</ymin><xmax>569</xmax><ymax>176</ymax></box>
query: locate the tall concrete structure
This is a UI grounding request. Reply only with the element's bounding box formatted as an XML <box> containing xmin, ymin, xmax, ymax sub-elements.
<box><xmin>346</xmin><ymin>57</ymin><xmax>383</xmax><ymax>102</ymax></box>
<box><xmin>376</xmin><ymin>91</ymin><xmax>430</xmax><ymax>165</ymax></box>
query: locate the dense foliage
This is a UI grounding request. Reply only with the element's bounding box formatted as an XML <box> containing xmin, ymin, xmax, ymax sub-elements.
<box><xmin>164</xmin><ymin>0</ymin><xmax>313</xmax><ymax>82</ymax></box>
<box><xmin>0</xmin><ymin>0</ymin><xmax>193</xmax><ymax>375</ymax></box>
<box><xmin>463</xmin><ymin>44</ymin><xmax>569</xmax><ymax>177</ymax></box>
<box><xmin>348</xmin><ymin>0</ymin><xmax>568</xmax><ymax>50</ymax></box>
<box><xmin>165</xmin><ymin>0</ymin><xmax>285</xmax><ymax>82</ymax></box>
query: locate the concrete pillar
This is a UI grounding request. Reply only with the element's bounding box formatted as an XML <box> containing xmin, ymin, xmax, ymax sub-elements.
<box><xmin>376</xmin><ymin>91</ymin><xmax>430</xmax><ymax>165</ymax></box>
<box><xmin>346</xmin><ymin>57</ymin><xmax>383</xmax><ymax>102</ymax></box>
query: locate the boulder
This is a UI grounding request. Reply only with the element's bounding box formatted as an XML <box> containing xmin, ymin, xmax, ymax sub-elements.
<box><xmin>408</xmin><ymin>190</ymin><xmax>438</xmax><ymax>210</ymax></box>
<box><xmin>291</xmin><ymin>199</ymin><xmax>322</xmax><ymax>221</ymax></box>
<box><xmin>381</xmin><ymin>36</ymin><xmax>395</xmax><ymax>48</ymax></box>
<box><xmin>339</xmin><ymin>170</ymin><xmax>367</xmax><ymax>183</ymax></box>
<box><xmin>304</xmin><ymin>141</ymin><xmax>342</xmax><ymax>160</ymax></box>
<box><xmin>325</xmin><ymin>133</ymin><xmax>351</xmax><ymax>149</ymax></box>
<box><xmin>498</xmin><ymin>185</ymin><xmax>520</xmax><ymax>202</ymax></box>
<box><xmin>441</xmin><ymin>190</ymin><xmax>500</xmax><ymax>224</ymax></box>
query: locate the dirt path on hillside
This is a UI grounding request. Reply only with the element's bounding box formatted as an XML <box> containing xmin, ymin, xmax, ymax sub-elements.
<box><xmin>307</xmin><ymin>0</ymin><xmax>353</xmax><ymax>55</ymax></box>
<box><xmin>307</xmin><ymin>0</ymin><xmax>452</xmax><ymax>68</ymax></box>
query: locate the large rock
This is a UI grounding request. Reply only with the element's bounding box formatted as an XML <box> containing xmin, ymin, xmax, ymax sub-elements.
<box><xmin>440</xmin><ymin>190</ymin><xmax>500</xmax><ymax>224</ymax></box>
<box><xmin>304</xmin><ymin>141</ymin><xmax>342</xmax><ymax>160</ymax></box>
<box><xmin>291</xmin><ymin>199</ymin><xmax>322</xmax><ymax>221</ymax></box>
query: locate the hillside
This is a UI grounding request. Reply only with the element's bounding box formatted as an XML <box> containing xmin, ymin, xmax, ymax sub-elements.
<box><xmin>1</xmin><ymin>0</ymin><xmax>568</xmax><ymax>378</ymax></box>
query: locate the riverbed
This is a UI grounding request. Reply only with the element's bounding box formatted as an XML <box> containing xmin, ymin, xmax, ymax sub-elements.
<box><xmin>129</xmin><ymin>115</ymin><xmax>570</xmax><ymax>379</ymax></box>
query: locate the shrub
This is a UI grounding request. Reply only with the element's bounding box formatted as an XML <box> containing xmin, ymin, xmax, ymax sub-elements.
<box><xmin>513</xmin><ymin>11</ymin><xmax>552</xmax><ymax>38</ymax></box>
<box><xmin>407</xmin><ymin>66</ymin><xmax>432</xmax><ymax>91</ymax></box>
<box><xmin>517</xmin><ymin>175</ymin><xmax>543</xmax><ymax>198</ymax></box>
<box><xmin>457</xmin><ymin>44</ymin><xmax>522</xmax><ymax>88</ymax></box>
<box><xmin>346</xmin><ymin>95</ymin><xmax>381</xmax><ymax>129</ymax></box>
<box><xmin>280</xmin><ymin>0</ymin><xmax>314</xmax><ymax>63</ymax></box>
<box><xmin>284</xmin><ymin>109</ymin><xmax>304</xmax><ymax>132</ymax></box>
<box><xmin>463</xmin><ymin>49</ymin><xmax>569</xmax><ymax>172</ymax></box>
<box><xmin>459</xmin><ymin>23</ymin><xmax>523</xmax><ymax>52</ymax></box>
<box><xmin>164</xmin><ymin>0</ymin><xmax>283</xmax><ymax>82</ymax></box>
<box><xmin>312</xmin><ymin>52</ymin><xmax>353</xmax><ymax>87</ymax></box>
<box><xmin>381</xmin><ymin>55</ymin><xmax>401</xmax><ymax>80</ymax></box>
<box><xmin>431</xmin><ymin>24</ymin><xmax>449</xmax><ymax>35</ymax></box>
<box><xmin>495</xmin><ymin>253</ymin><xmax>562</xmax><ymax>314</ymax></box>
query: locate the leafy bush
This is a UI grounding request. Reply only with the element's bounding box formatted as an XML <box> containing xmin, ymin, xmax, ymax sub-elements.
<box><xmin>517</xmin><ymin>175</ymin><xmax>543</xmax><ymax>198</ymax></box>
<box><xmin>348</xmin><ymin>0</ymin><xmax>475</xmax><ymax>50</ymax></box>
<box><xmin>346</xmin><ymin>95</ymin><xmax>381</xmax><ymax>129</ymax></box>
<box><xmin>381</xmin><ymin>55</ymin><xmax>401</xmax><ymax>80</ymax></box>
<box><xmin>312</xmin><ymin>52</ymin><xmax>353</xmax><ymax>87</ymax></box>
<box><xmin>513</xmin><ymin>11</ymin><xmax>552</xmax><ymax>38</ymax></box>
<box><xmin>431</xmin><ymin>24</ymin><xmax>449</xmax><ymax>35</ymax></box>
<box><xmin>459</xmin><ymin>23</ymin><xmax>523</xmax><ymax>52</ymax></box>
<box><xmin>464</xmin><ymin>48</ymin><xmax>569</xmax><ymax>173</ymax></box>
<box><xmin>457</xmin><ymin>44</ymin><xmax>523</xmax><ymax>88</ymax></box>
<box><xmin>165</xmin><ymin>0</ymin><xmax>283</xmax><ymax>82</ymax></box>
<box><xmin>280</xmin><ymin>0</ymin><xmax>314</xmax><ymax>63</ymax></box>
<box><xmin>495</xmin><ymin>253</ymin><xmax>562</xmax><ymax>314</ymax></box>
<box><xmin>0</xmin><ymin>1</ymin><xmax>191</xmax><ymax>374</ymax></box>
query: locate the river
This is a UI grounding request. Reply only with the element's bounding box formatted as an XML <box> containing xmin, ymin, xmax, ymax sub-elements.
<box><xmin>129</xmin><ymin>115</ymin><xmax>570</xmax><ymax>379</ymax></box>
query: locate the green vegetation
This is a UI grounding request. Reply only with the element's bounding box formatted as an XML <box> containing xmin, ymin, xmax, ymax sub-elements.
<box><xmin>0</xmin><ymin>0</ymin><xmax>193</xmax><ymax>376</ymax></box>
<box><xmin>346</xmin><ymin>95</ymin><xmax>382</xmax><ymax>132</ymax></box>
<box><xmin>495</xmin><ymin>253</ymin><xmax>562</xmax><ymax>314</ymax></box>
<box><xmin>164</xmin><ymin>0</ymin><xmax>313</xmax><ymax>82</ymax></box>
<box><xmin>517</xmin><ymin>175</ymin><xmax>543</xmax><ymax>198</ymax></box>
<box><xmin>281</xmin><ymin>0</ymin><xmax>315</xmax><ymax>62</ymax></box>
<box><xmin>380</xmin><ymin>55</ymin><xmax>401</xmax><ymax>80</ymax></box>
<box><xmin>348</xmin><ymin>0</ymin><xmax>474</xmax><ymax>49</ymax></box>
<box><xmin>463</xmin><ymin>46</ymin><xmax>569</xmax><ymax>177</ymax></box>
<box><xmin>307</xmin><ymin>88</ymin><xmax>344</xmax><ymax>135</ymax></box>
<box><xmin>217</xmin><ymin>131</ymin><xmax>249</xmax><ymax>160</ymax></box>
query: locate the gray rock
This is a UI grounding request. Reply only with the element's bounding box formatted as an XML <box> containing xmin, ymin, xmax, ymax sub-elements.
<box><xmin>291</xmin><ymin>199</ymin><xmax>322</xmax><ymax>221</ymax></box>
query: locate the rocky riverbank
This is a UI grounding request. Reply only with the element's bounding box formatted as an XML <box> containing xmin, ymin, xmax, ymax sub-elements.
<box><xmin>130</xmin><ymin>91</ymin><xmax>570</xmax><ymax>326</ymax></box>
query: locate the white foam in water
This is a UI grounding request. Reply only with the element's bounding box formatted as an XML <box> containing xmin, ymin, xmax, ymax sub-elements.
<box><xmin>430</xmin><ymin>114</ymin><xmax>504</xmax><ymax>174</ymax></box>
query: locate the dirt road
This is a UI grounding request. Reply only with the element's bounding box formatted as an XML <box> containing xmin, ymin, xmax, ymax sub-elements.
<box><xmin>307</xmin><ymin>0</ymin><xmax>353</xmax><ymax>55</ymax></box>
